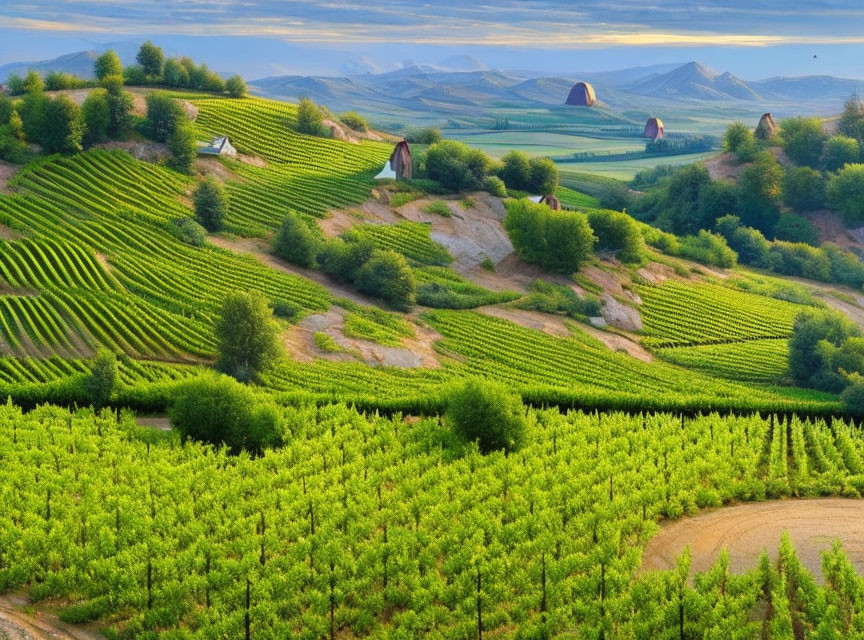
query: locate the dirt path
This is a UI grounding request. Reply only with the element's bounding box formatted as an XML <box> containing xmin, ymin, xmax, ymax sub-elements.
<box><xmin>0</xmin><ymin>160</ymin><xmax>19</xmax><ymax>194</ymax></box>
<box><xmin>641</xmin><ymin>498</ymin><xmax>864</xmax><ymax>580</ymax></box>
<box><xmin>136</xmin><ymin>415</ymin><xmax>172</xmax><ymax>431</ymax></box>
<box><xmin>0</xmin><ymin>594</ymin><xmax>102</xmax><ymax>640</ymax></box>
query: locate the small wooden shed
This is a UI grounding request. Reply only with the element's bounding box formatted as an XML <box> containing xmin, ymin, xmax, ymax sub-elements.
<box><xmin>755</xmin><ymin>113</ymin><xmax>777</xmax><ymax>140</ymax></box>
<box><xmin>197</xmin><ymin>136</ymin><xmax>237</xmax><ymax>157</ymax></box>
<box><xmin>643</xmin><ymin>117</ymin><xmax>665</xmax><ymax>140</ymax></box>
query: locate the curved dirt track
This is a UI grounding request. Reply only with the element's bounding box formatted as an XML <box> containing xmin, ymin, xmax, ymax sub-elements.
<box><xmin>642</xmin><ymin>498</ymin><xmax>864</xmax><ymax>580</ymax></box>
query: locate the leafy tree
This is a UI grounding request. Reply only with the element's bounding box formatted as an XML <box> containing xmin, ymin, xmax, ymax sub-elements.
<box><xmin>782</xmin><ymin>166</ymin><xmax>825</xmax><ymax>212</ymax></box>
<box><xmin>841</xmin><ymin>375</ymin><xmax>864</xmax><ymax>415</ymax></box>
<box><xmin>122</xmin><ymin>64</ymin><xmax>147</xmax><ymax>86</ymax></box>
<box><xmin>823</xmin><ymin>242</ymin><xmax>864</xmax><ymax>288</ymax></box>
<box><xmin>82</xmin><ymin>88</ymin><xmax>110</xmax><ymax>146</ymax></box>
<box><xmin>837</xmin><ymin>93</ymin><xmax>864</xmax><ymax>142</ymax></box>
<box><xmin>41</xmin><ymin>96</ymin><xmax>84</xmax><ymax>154</ymax></box>
<box><xmin>355</xmin><ymin>249</ymin><xmax>416</xmax><ymax>311</ymax></box>
<box><xmin>103</xmin><ymin>77</ymin><xmax>133</xmax><ymax>137</ymax></box>
<box><xmin>167</xmin><ymin>120</ymin><xmax>197</xmax><ymax>174</ymax></box>
<box><xmin>225</xmin><ymin>74</ymin><xmax>247</xmax><ymax>98</ymax></box>
<box><xmin>678</xmin><ymin>230</ymin><xmax>737</xmax><ymax>268</ymax></box>
<box><xmin>5</xmin><ymin>73</ymin><xmax>25</xmax><ymax>95</ymax></box>
<box><xmin>272</xmin><ymin>212</ymin><xmax>320</xmax><ymax>268</ymax></box>
<box><xmin>424</xmin><ymin>140</ymin><xmax>492</xmax><ymax>192</ymax></box>
<box><xmin>170</xmin><ymin>373</ymin><xmax>282</xmax><ymax>454</ymax></box>
<box><xmin>162</xmin><ymin>58</ymin><xmax>190</xmax><ymax>87</ymax></box>
<box><xmin>529</xmin><ymin>156</ymin><xmax>559</xmax><ymax>194</ymax></box>
<box><xmin>822</xmin><ymin>135</ymin><xmax>860</xmax><ymax>172</ymax></box>
<box><xmin>736</xmin><ymin>152</ymin><xmax>783</xmax><ymax>233</ymax></box>
<box><xmin>44</xmin><ymin>71</ymin><xmax>84</xmax><ymax>91</ymax></box>
<box><xmin>296</xmin><ymin>97</ymin><xmax>325</xmax><ymax>136</ymax></box>
<box><xmin>94</xmin><ymin>49</ymin><xmax>123</xmax><ymax>81</ymax></box>
<box><xmin>659</xmin><ymin>163</ymin><xmax>712</xmax><ymax>235</ymax></box>
<box><xmin>136</xmin><ymin>40</ymin><xmax>165</xmax><ymax>78</ymax></box>
<box><xmin>789</xmin><ymin>308</ymin><xmax>861</xmax><ymax>392</ymax></box>
<box><xmin>723</xmin><ymin>122</ymin><xmax>753</xmax><ymax>154</ymax></box>
<box><xmin>338</xmin><ymin>111</ymin><xmax>367</xmax><ymax>131</ymax></box>
<box><xmin>145</xmin><ymin>91</ymin><xmax>184</xmax><ymax>141</ymax></box>
<box><xmin>769</xmin><ymin>241</ymin><xmax>831</xmax><ymax>281</ymax></box>
<box><xmin>714</xmin><ymin>215</ymin><xmax>771</xmax><ymax>267</ymax></box>
<box><xmin>446</xmin><ymin>379</ymin><xmax>526</xmax><ymax>453</ymax></box>
<box><xmin>404</xmin><ymin>127</ymin><xmax>442</xmax><ymax>145</ymax></box>
<box><xmin>83</xmin><ymin>348</ymin><xmax>117</xmax><ymax>407</ymax></box>
<box><xmin>23</xmin><ymin>70</ymin><xmax>44</xmax><ymax>94</ymax></box>
<box><xmin>780</xmin><ymin>116</ymin><xmax>827</xmax><ymax>168</ymax></box>
<box><xmin>17</xmin><ymin>91</ymin><xmax>48</xmax><ymax>143</ymax></box>
<box><xmin>586</xmin><ymin>209</ymin><xmax>645</xmax><ymax>263</ymax></box>
<box><xmin>598</xmin><ymin>182</ymin><xmax>633</xmax><ymax>212</ymax></box>
<box><xmin>215</xmin><ymin>291</ymin><xmax>282</xmax><ymax>382</ymax></box>
<box><xmin>0</xmin><ymin>95</ymin><xmax>12</xmax><ymax>125</ymax></box>
<box><xmin>695</xmin><ymin>179</ymin><xmax>739</xmax><ymax>230</ymax></box>
<box><xmin>773</xmin><ymin>214</ymin><xmax>818</xmax><ymax>246</ymax></box>
<box><xmin>828</xmin><ymin>163</ymin><xmax>864</xmax><ymax>223</ymax></box>
<box><xmin>8</xmin><ymin>111</ymin><xmax>24</xmax><ymax>142</ymax></box>
<box><xmin>499</xmin><ymin>151</ymin><xmax>532</xmax><ymax>191</ymax></box>
<box><xmin>201</xmin><ymin>69</ymin><xmax>226</xmax><ymax>93</ymax></box>
<box><xmin>319</xmin><ymin>233</ymin><xmax>376</xmax><ymax>283</ymax></box>
<box><xmin>193</xmin><ymin>176</ymin><xmax>227</xmax><ymax>230</ymax></box>
<box><xmin>482</xmin><ymin>175</ymin><xmax>506</xmax><ymax>197</ymax></box>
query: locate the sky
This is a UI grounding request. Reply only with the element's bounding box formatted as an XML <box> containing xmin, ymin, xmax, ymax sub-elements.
<box><xmin>3</xmin><ymin>1</ymin><xmax>864</xmax><ymax>79</ymax></box>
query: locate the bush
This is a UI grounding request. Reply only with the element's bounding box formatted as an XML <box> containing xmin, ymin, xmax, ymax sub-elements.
<box><xmin>339</xmin><ymin>111</ymin><xmax>368</xmax><ymax>131</ymax></box>
<box><xmin>162</xmin><ymin>58</ymin><xmax>190</xmax><ymax>87</ymax></box>
<box><xmin>136</xmin><ymin>41</ymin><xmax>165</xmax><ymax>78</ymax></box>
<box><xmin>216</xmin><ymin>291</ymin><xmax>282</xmax><ymax>382</ymax></box>
<box><xmin>529</xmin><ymin>156</ymin><xmax>559</xmax><ymax>194</ymax></box>
<box><xmin>41</xmin><ymin>96</ymin><xmax>84</xmax><ymax>154</ymax></box>
<box><xmin>769</xmin><ymin>241</ymin><xmax>831</xmax><ymax>281</ymax></box>
<box><xmin>83</xmin><ymin>348</ymin><xmax>116</xmax><ymax>407</ymax></box>
<box><xmin>319</xmin><ymin>234</ymin><xmax>376</xmax><ymax>283</ymax></box>
<box><xmin>104</xmin><ymin>81</ymin><xmax>133</xmax><ymax>137</ymax></box>
<box><xmin>146</xmin><ymin>91</ymin><xmax>186</xmax><ymax>141</ymax></box>
<box><xmin>499</xmin><ymin>151</ymin><xmax>532</xmax><ymax>191</ymax></box>
<box><xmin>122</xmin><ymin>65</ymin><xmax>147</xmax><ymax>86</ymax></box>
<box><xmin>841</xmin><ymin>376</ymin><xmax>864</xmax><ymax>414</ymax></box>
<box><xmin>0</xmin><ymin>95</ymin><xmax>12</xmax><ymax>125</ymax></box>
<box><xmin>714</xmin><ymin>215</ymin><xmax>772</xmax><ymax>268</ymax></box>
<box><xmin>736</xmin><ymin>152</ymin><xmax>783</xmax><ymax>233</ymax></box>
<box><xmin>678</xmin><ymin>231</ymin><xmax>736</xmax><ymax>268</ymax></box>
<box><xmin>782</xmin><ymin>166</ymin><xmax>825</xmax><ymax>212</ymax></box>
<box><xmin>225</xmin><ymin>75</ymin><xmax>247</xmax><ymax>98</ymax></box>
<box><xmin>272</xmin><ymin>299</ymin><xmax>302</xmax><ymax>321</ymax></box>
<box><xmin>823</xmin><ymin>243</ymin><xmax>864</xmax><ymax>288</ymax></box>
<box><xmin>446</xmin><ymin>379</ymin><xmax>526</xmax><ymax>453</ymax></box>
<box><xmin>424</xmin><ymin>140</ymin><xmax>492</xmax><ymax>192</ymax></box>
<box><xmin>170</xmin><ymin>217</ymin><xmax>207</xmax><ymax>246</ymax></box>
<box><xmin>170</xmin><ymin>373</ymin><xmax>282</xmax><ymax>454</ymax></box>
<box><xmin>297</xmin><ymin>97</ymin><xmax>326</xmax><ymax>136</ymax></box>
<box><xmin>640</xmin><ymin>225</ymin><xmax>680</xmax><ymax>255</ymax></box>
<box><xmin>44</xmin><ymin>71</ymin><xmax>86</xmax><ymax>91</ymax></box>
<box><xmin>82</xmin><ymin>88</ymin><xmax>110</xmax><ymax>146</ymax></box>
<box><xmin>515</xmin><ymin>279</ymin><xmax>601</xmax><ymax>318</ymax></box>
<box><xmin>355</xmin><ymin>249</ymin><xmax>416</xmax><ymax>311</ymax></box>
<box><xmin>597</xmin><ymin>182</ymin><xmax>633</xmax><ymax>212</ymax></box>
<box><xmin>780</xmin><ymin>117</ymin><xmax>827</xmax><ymax>168</ymax></box>
<box><xmin>773</xmin><ymin>214</ymin><xmax>818</xmax><ymax>246</ymax></box>
<box><xmin>482</xmin><ymin>175</ymin><xmax>507</xmax><ymax>197</ymax></box>
<box><xmin>657</xmin><ymin>164</ymin><xmax>712</xmax><ymax>235</ymax></box>
<box><xmin>789</xmin><ymin>308</ymin><xmax>861</xmax><ymax>392</ymax></box>
<box><xmin>505</xmin><ymin>198</ymin><xmax>596</xmax><ymax>274</ymax></box>
<box><xmin>695</xmin><ymin>180</ymin><xmax>739</xmax><ymax>230</ymax></box>
<box><xmin>828</xmin><ymin>163</ymin><xmax>864</xmax><ymax>223</ymax></box>
<box><xmin>586</xmin><ymin>209</ymin><xmax>645</xmax><ymax>263</ymax></box>
<box><xmin>404</xmin><ymin>127</ymin><xmax>442</xmax><ymax>145</ymax></box>
<box><xmin>94</xmin><ymin>50</ymin><xmax>123</xmax><ymax>80</ymax></box>
<box><xmin>272</xmin><ymin>212</ymin><xmax>320</xmax><ymax>268</ymax></box>
<box><xmin>822</xmin><ymin>135</ymin><xmax>860</xmax><ymax>172</ymax></box>
<box><xmin>193</xmin><ymin>177</ymin><xmax>227</xmax><ymax>230</ymax></box>
<box><xmin>723</xmin><ymin>122</ymin><xmax>754</xmax><ymax>155</ymax></box>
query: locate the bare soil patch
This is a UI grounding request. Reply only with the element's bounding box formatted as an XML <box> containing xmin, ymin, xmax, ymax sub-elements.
<box><xmin>580</xmin><ymin>324</ymin><xmax>653</xmax><ymax>362</ymax></box>
<box><xmin>478</xmin><ymin>306</ymin><xmax>572</xmax><ymax>338</ymax></box>
<box><xmin>0</xmin><ymin>594</ymin><xmax>103</xmax><ymax>640</ymax></box>
<box><xmin>804</xmin><ymin>208</ymin><xmax>861</xmax><ymax>248</ymax></box>
<box><xmin>641</xmin><ymin>498</ymin><xmax>864</xmax><ymax>580</ymax></box>
<box><xmin>93</xmin><ymin>140</ymin><xmax>168</xmax><ymax>163</ymax></box>
<box><xmin>136</xmin><ymin>415</ymin><xmax>172</xmax><ymax>431</ymax></box>
<box><xmin>0</xmin><ymin>159</ymin><xmax>20</xmax><ymax>194</ymax></box>
<box><xmin>195</xmin><ymin>157</ymin><xmax>244</xmax><ymax>183</ymax></box>
<box><xmin>319</xmin><ymin>199</ymin><xmax>400</xmax><ymax>238</ymax></box>
<box><xmin>702</xmin><ymin>152</ymin><xmax>743</xmax><ymax>181</ymax></box>
<box><xmin>0</xmin><ymin>222</ymin><xmax>22</xmax><ymax>240</ymax></box>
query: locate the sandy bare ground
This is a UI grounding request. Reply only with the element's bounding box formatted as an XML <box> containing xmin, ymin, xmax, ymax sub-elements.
<box><xmin>92</xmin><ymin>139</ymin><xmax>169</xmax><ymax>163</ymax></box>
<box><xmin>642</xmin><ymin>498</ymin><xmax>864</xmax><ymax>580</ymax></box>
<box><xmin>0</xmin><ymin>594</ymin><xmax>102</xmax><ymax>640</ymax></box>
<box><xmin>0</xmin><ymin>222</ymin><xmax>22</xmax><ymax>240</ymax></box>
<box><xmin>0</xmin><ymin>159</ymin><xmax>20</xmax><ymax>194</ymax></box>
<box><xmin>136</xmin><ymin>415</ymin><xmax>172</xmax><ymax>431</ymax></box>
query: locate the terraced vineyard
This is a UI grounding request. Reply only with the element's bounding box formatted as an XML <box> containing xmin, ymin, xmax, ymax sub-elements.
<box><xmin>2</xmin><ymin>404</ymin><xmax>864</xmax><ymax>638</ymax></box>
<box><xmin>658</xmin><ymin>338</ymin><xmax>790</xmax><ymax>383</ymax></box>
<box><xmin>354</xmin><ymin>221</ymin><xmax>453</xmax><ymax>266</ymax></box>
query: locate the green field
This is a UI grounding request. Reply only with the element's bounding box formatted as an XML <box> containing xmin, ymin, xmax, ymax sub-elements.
<box><xmin>450</xmin><ymin>130</ymin><xmax>646</xmax><ymax>159</ymax></box>
<box><xmin>557</xmin><ymin>150</ymin><xmax>719</xmax><ymax>181</ymax></box>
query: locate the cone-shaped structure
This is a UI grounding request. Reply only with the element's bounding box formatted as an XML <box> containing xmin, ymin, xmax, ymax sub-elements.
<box><xmin>540</xmin><ymin>194</ymin><xmax>561</xmax><ymax>210</ymax></box>
<box><xmin>389</xmin><ymin>140</ymin><xmax>412</xmax><ymax>180</ymax></box>
<box><xmin>643</xmin><ymin>117</ymin><xmax>664</xmax><ymax>140</ymax></box>
<box><xmin>755</xmin><ymin>113</ymin><xmax>777</xmax><ymax>141</ymax></box>
<box><xmin>565</xmin><ymin>82</ymin><xmax>596</xmax><ymax>106</ymax></box>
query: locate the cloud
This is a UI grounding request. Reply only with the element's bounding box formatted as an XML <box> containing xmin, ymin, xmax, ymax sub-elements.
<box><xmin>4</xmin><ymin>0</ymin><xmax>864</xmax><ymax>48</ymax></box>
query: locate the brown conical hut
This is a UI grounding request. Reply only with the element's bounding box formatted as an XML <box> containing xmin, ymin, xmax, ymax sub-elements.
<box><xmin>565</xmin><ymin>82</ymin><xmax>596</xmax><ymax>107</ymax></box>
<box><xmin>755</xmin><ymin>113</ymin><xmax>777</xmax><ymax>141</ymax></box>
<box><xmin>643</xmin><ymin>117</ymin><xmax>664</xmax><ymax>140</ymax></box>
<box><xmin>389</xmin><ymin>140</ymin><xmax>412</xmax><ymax>180</ymax></box>
<box><xmin>539</xmin><ymin>194</ymin><xmax>561</xmax><ymax>210</ymax></box>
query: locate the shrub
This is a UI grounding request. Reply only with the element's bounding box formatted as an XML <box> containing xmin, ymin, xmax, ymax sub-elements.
<box><xmin>828</xmin><ymin>164</ymin><xmax>864</xmax><ymax>223</ymax></box>
<box><xmin>272</xmin><ymin>212</ymin><xmax>320</xmax><ymax>268</ymax></box>
<box><xmin>162</xmin><ymin>58</ymin><xmax>190</xmax><ymax>87</ymax></box>
<box><xmin>104</xmin><ymin>80</ymin><xmax>133</xmax><ymax>137</ymax></box>
<box><xmin>422</xmin><ymin>200</ymin><xmax>451</xmax><ymax>217</ymax></box>
<box><xmin>482</xmin><ymin>175</ymin><xmax>506</xmax><ymax>197</ymax></box>
<box><xmin>404</xmin><ymin>127</ymin><xmax>442</xmax><ymax>145</ymax></box>
<box><xmin>225</xmin><ymin>75</ymin><xmax>247</xmax><ymax>98</ymax></box>
<box><xmin>136</xmin><ymin>41</ymin><xmax>165</xmax><ymax>78</ymax></box>
<box><xmin>82</xmin><ymin>88</ymin><xmax>110</xmax><ymax>146</ymax></box>
<box><xmin>769</xmin><ymin>241</ymin><xmax>831</xmax><ymax>281</ymax></box>
<box><xmin>424</xmin><ymin>140</ymin><xmax>492</xmax><ymax>192</ymax></box>
<box><xmin>499</xmin><ymin>151</ymin><xmax>532</xmax><ymax>191</ymax></box>
<box><xmin>44</xmin><ymin>71</ymin><xmax>86</xmax><ymax>91</ymax></box>
<box><xmin>823</xmin><ymin>243</ymin><xmax>864</xmax><ymax>288</ymax></box>
<box><xmin>789</xmin><ymin>308</ymin><xmax>861</xmax><ymax>392</ymax></box>
<box><xmin>773</xmin><ymin>213</ymin><xmax>818</xmax><ymax>246</ymax></box>
<box><xmin>723</xmin><ymin>122</ymin><xmax>754</xmax><ymax>155</ymax></box>
<box><xmin>678</xmin><ymin>231</ymin><xmax>737</xmax><ymax>268</ymax></box>
<box><xmin>515</xmin><ymin>279</ymin><xmax>601</xmax><ymax>318</ymax></box>
<box><xmin>696</xmin><ymin>180</ymin><xmax>739</xmax><ymax>230</ymax></box>
<box><xmin>319</xmin><ymin>234</ymin><xmax>376</xmax><ymax>283</ymax></box>
<box><xmin>146</xmin><ymin>92</ymin><xmax>184</xmax><ymax>142</ymax></box>
<box><xmin>598</xmin><ymin>182</ymin><xmax>633</xmax><ymax>212</ymax></box>
<box><xmin>714</xmin><ymin>215</ymin><xmax>771</xmax><ymax>267</ymax></box>
<box><xmin>83</xmin><ymin>348</ymin><xmax>116</xmax><ymax>407</ymax></box>
<box><xmin>782</xmin><ymin>166</ymin><xmax>825</xmax><ymax>212</ymax></box>
<box><xmin>193</xmin><ymin>177</ymin><xmax>227</xmax><ymax>230</ymax></box>
<box><xmin>170</xmin><ymin>217</ymin><xmax>207</xmax><ymax>246</ymax></box>
<box><xmin>41</xmin><ymin>96</ymin><xmax>84</xmax><ymax>154</ymax></box>
<box><xmin>215</xmin><ymin>291</ymin><xmax>282</xmax><ymax>382</ymax></box>
<box><xmin>736</xmin><ymin>152</ymin><xmax>783</xmax><ymax>233</ymax></box>
<box><xmin>339</xmin><ymin>111</ymin><xmax>368</xmax><ymax>131</ymax></box>
<box><xmin>640</xmin><ymin>225</ymin><xmax>680</xmax><ymax>255</ymax></box>
<box><xmin>529</xmin><ymin>156</ymin><xmax>559</xmax><ymax>194</ymax></box>
<box><xmin>123</xmin><ymin>65</ymin><xmax>147</xmax><ymax>86</ymax></box>
<box><xmin>446</xmin><ymin>379</ymin><xmax>526</xmax><ymax>453</ymax></box>
<box><xmin>841</xmin><ymin>375</ymin><xmax>864</xmax><ymax>414</ymax></box>
<box><xmin>780</xmin><ymin>117</ymin><xmax>827</xmax><ymax>168</ymax></box>
<box><xmin>355</xmin><ymin>249</ymin><xmax>416</xmax><ymax>311</ymax></box>
<box><xmin>297</xmin><ymin>97</ymin><xmax>326</xmax><ymax>136</ymax></box>
<box><xmin>166</xmin><ymin>116</ymin><xmax>197</xmax><ymax>173</ymax></box>
<box><xmin>586</xmin><ymin>209</ymin><xmax>645</xmax><ymax>263</ymax></box>
<box><xmin>657</xmin><ymin>164</ymin><xmax>712</xmax><ymax>235</ymax></box>
<box><xmin>272</xmin><ymin>299</ymin><xmax>302</xmax><ymax>321</ymax></box>
<box><xmin>504</xmin><ymin>198</ymin><xmax>595</xmax><ymax>274</ymax></box>
<box><xmin>170</xmin><ymin>373</ymin><xmax>282</xmax><ymax>454</ymax></box>
<box><xmin>822</xmin><ymin>135</ymin><xmax>860</xmax><ymax>172</ymax></box>
<box><xmin>94</xmin><ymin>50</ymin><xmax>123</xmax><ymax>80</ymax></box>
<box><xmin>838</xmin><ymin>94</ymin><xmax>864</xmax><ymax>142</ymax></box>
<box><xmin>480</xmin><ymin>257</ymin><xmax>495</xmax><ymax>272</ymax></box>
<box><xmin>0</xmin><ymin>95</ymin><xmax>12</xmax><ymax>125</ymax></box>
